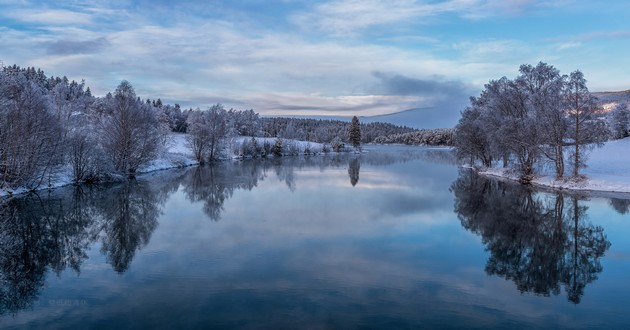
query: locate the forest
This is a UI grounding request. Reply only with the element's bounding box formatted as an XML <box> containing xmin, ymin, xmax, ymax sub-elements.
<box><xmin>0</xmin><ymin>64</ymin><xmax>451</xmax><ymax>192</ymax></box>
<box><xmin>454</xmin><ymin>62</ymin><xmax>629</xmax><ymax>182</ymax></box>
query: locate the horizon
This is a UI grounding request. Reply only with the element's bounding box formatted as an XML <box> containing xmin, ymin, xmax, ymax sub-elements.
<box><xmin>1</xmin><ymin>0</ymin><xmax>629</xmax><ymax>128</ymax></box>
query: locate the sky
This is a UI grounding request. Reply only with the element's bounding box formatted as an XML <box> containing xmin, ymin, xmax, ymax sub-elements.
<box><xmin>1</xmin><ymin>0</ymin><xmax>629</xmax><ymax>128</ymax></box>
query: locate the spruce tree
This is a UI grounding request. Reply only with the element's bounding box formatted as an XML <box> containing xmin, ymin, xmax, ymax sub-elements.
<box><xmin>349</xmin><ymin>116</ymin><xmax>361</xmax><ymax>151</ymax></box>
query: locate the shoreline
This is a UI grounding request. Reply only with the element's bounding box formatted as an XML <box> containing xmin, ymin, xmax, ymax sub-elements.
<box><xmin>476</xmin><ymin>167</ymin><xmax>630</xmax><ymax>197</ymax></box>
<box><xmin>0</xmin><ymin>135</ymin><xmax>368</xmax><ymax>199</ymax></box>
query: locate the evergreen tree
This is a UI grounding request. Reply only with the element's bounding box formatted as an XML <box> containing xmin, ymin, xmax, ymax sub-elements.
<box><xmin>349</xmin><ymin>116</ymin><xmax>361</xmax><ymax>151</ymax></box>
<box><xmin>272</xmin><ymin>137</ymin><xmax>283</xmax><ymax>157</ymax></box>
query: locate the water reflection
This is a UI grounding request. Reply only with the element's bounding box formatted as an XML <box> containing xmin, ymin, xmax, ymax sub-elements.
<box><xmin>0</xmin><ymin>180</ymin><xmax>171</xmax><ymax>314</ymax></box>
<box><xmin>609</xmin><ymin>198</ymin><xmax>630</xmax><ymax>214</ymax></box>
<box><xmin>0</xmin><ymin>151</ymin><xmax>445</xmax><ymax>316</ymax></box>
<box><xmin>348</xmin><ymin>157</ymin><xmax>360</xmax><ymax>186</ymax></box>
<box><xmin>451</xmin><ymin>170</ymin><xmax>611</xmax><ymax>304</ymax></box>
<box><xmin>96</xmin><ymin>182</ymin><xmax>162</xmax><ymax>273</ymax></box>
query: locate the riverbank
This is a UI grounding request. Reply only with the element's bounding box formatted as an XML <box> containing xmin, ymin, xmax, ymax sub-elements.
<box><xmin>0</xmin><ymin>134</ymin><xmax>331</xmax><ymax>198</ymax></box>
<box><xmin>478</xmin><ymin>137</ymin><xmax>630</xmax><ymax>194</ymax></box>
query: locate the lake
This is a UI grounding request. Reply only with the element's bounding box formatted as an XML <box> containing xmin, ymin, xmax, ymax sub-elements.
<box><xmin>1</xmin><ymin>146</ymin><xmax>630</xmax><ymax>329</ymax></box>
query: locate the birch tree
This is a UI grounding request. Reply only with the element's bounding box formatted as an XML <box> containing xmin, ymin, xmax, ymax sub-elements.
<box><xmin>565</xmin><ymin>71</ymin><xmax>607</xmax><ymax>177</ymax></box>
<box><xmin>100</xmin><ymin>81</ymin><xmax>162</xmax><ymax>176</ymax></box>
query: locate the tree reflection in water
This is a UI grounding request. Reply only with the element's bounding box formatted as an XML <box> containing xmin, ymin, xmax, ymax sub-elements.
<box><xmin>0</xmin><ymin>179</ymin><xmax>169</xmax><ymax>314</ymax></box>
<box><xmin>451</xmin><ymin>169</ymin><xmax>611</xmax><ymax>304</ymax></box>
<box><xmin>348</xmin><ymin>157</ymin><xmax>360</xmax><ymax>187</ymax></box>
<box><xmin>95</xmin><ymin>182</ymin><xmax>162</xmax><ymax>273</ymax></box>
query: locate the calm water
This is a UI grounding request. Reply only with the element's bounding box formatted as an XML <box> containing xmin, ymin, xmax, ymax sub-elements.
<box><xmin>1</xmin><ymin>146</ymin><xmax>630</xmax><ymax>329</ymax></box>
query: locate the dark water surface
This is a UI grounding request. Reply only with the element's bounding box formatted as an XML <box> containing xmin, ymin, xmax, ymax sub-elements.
<box><xmin>1</xmin><ymin>146</ymin><xmax>630</xmax><ymax>329</ymax></box>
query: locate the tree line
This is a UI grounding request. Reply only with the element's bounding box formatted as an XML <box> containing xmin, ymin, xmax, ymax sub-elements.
<box><xmin>372</xmin><ymin>128</ymin><xmax>454</xmax><ymax>146</ymax></box>
<box><xmin>454</xmin><ymin>62</ymin><xmax>610</xmax><ymax>182</ymax></box>
<box><xmin>0</xmin><ymin>65</ymin><xmax>267</xmax><ymax>190</ymax></box>
<box><xmin>260</xmin><ymin>117</ymin><xmax>417</xmax><ymax>144</ymax></box>
<box><xmin>1</xmin><ymin>64</ymin><xmax>437</xmax><ymax>192</ymax></box>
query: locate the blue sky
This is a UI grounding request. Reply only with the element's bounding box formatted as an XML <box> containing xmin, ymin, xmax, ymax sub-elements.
<box><xmin>1</xmin><ymin>0</ymin><xmax>628</xmax><ymax>127</ymax></box>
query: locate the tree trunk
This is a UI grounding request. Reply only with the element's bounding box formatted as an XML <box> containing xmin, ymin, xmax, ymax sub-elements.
<box><xmin>556</xmin><ymin>145</ymin><xmax>564</xmax><ymax>178</ymax></box>
<box><xmin>574</xmin><ymin>112</ymin><xmax>580</xmax><ymax>177</ymax></box>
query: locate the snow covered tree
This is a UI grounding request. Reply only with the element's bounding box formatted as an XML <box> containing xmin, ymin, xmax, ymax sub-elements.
<box><xmin>565</xmin><ymin>71</ymin><xmax>607</xmax><ymax>177</ymax></box>
<box><xmin>331</xmin><ymin>137</ymin><xmax>345</xmax><ymax>152</ymax></box>
<box><xmin>609</xmin><ymin>103</ymin><xmax>629</xmax><ymax>139</ymax></box>
<box><xmin>0</xmin><ymin>69</ymin><xmax>62</xmax><ymax>189</ymax></box>
<box><xmin>454</xmin><ymin>62</ymin><xmax>606</xmax><ymax>181</ymax></box>
<box><xmin>272</xmin><ymin>138</ymin><xmax>283</xmax><ymax>156</ymax></box>
<box><xmin>205</xmin><ymin>104</ymin><xmax>228</xmax><ymax>161</ymax></box>
<box><xmin>454</xmin><ymin>106</ymin><xmax>493</xmax><ymax>167</ymax></box>
<box><xmin>349</xmin><ymin>116</ymin><xmax>361</xmax><ymax>151</ymax></box>
<box><xmin>518</xmin><ymin>62</ymin><xmax>567</xmax><ymax>178</ymax></box>
<box><xmin>186</xmin><ymin>109</ymin><xmax>212</xmax><ymax>164</ymax></box>
<box><xmin>186</xmin><ymin>104</ymin><xmax>228</xmax><ymax>162</ymax></box>
<box><xmin>100</xmin><ymin>81</ymin><xmax>163</xmax><ymax>175</ymax></box>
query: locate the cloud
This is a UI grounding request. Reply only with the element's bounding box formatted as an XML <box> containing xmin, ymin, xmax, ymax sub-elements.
<box><xmin>557</xmin><ymin>41</ymin><xmax>581</xmax><ymax>50</ymax></box>
<box><xmin>1</xmin><ymin>0</ymin><xmax>626</xmax><ymax>119</ymax></box>
<box><xmin>371</xmin><ymin>71</ymin><xmax>471</xmax><ymax>97</ymax></box>
<box><xmin>245</xmin><ymin>92</ymin><xmax>427</xmax><ymax>116</ymax></box>
<box><xmin>569</xmin><ymin>30</ymin><xmax>630</xmax><ymax>42</ymax></box>
<box><xmin>47</xmin><ymin>37</ymin><xmax>110</xmax><ymax>55</ymax></box>
<box><xmin>366</xmin><ymin>72</ymin><xmax>474</xmax><ymax>127</ymax></box>
<box><xmin>9</xmin><ymin>9</ymin><xmax>93</xmax><ymax>25</ymax></box>
<box><xmin>291</xmin><ymin>0</ymin><xmax>569</xmax><ymax>35</ymax></box>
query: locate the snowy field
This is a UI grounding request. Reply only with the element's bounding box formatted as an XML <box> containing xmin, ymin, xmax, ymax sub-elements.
<box><xmin>480</xmin><ymin>137</ymin><xmax>630</xmax><ymax>193</ymax></box>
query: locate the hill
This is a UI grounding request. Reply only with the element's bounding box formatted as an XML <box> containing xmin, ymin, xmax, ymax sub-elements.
<box><xmin>593</xmin><ymin>90</ymin><xmax>630</xmax><ymax>112</ymax></box>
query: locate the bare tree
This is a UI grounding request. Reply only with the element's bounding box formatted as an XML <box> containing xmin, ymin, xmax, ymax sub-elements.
<box><xmin>0</xmin><ymin>70</ymin><xmax>61</xmax><ymax>189</ymax></box>
<box><xmin>100</xmin><ymin>81</ymin><xmax>162</xmax><ymax>176</ymax></box>
<box><xmin>518</xmin><ymin>63</ymin><xmax>567</xmax><ymax>178</ymax></box>
<box><xmin>565</xmin><ymin>71</ymin><xmax>607</xmax><ymax>177</ymax></box>
<box><xmin>206</xmin><ymin>104</ymin><xmax>228</xmax><ymax>161</ymax></box>
<box><xmin>186</xmin><ymin>109</ymin><xmax>211</xmax><ymax>164</ymax></box>
<box><xmin>609</xmin><ymin>103</ymin><xmax>629</xmax><ymax>139</ymax></box>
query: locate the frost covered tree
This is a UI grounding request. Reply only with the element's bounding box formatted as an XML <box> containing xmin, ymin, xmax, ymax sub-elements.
<box><xmin>186</xmin><ymin>104</ymin><xmax>228</xmax><ymax>162</ymax></box>
<box><xmin>454</xmin><ymin>62</ymin><xmax>607</xmax><ymax>181</ymax></box>
<box><xmin>100</xmin><ymin>81</ymin><xmax>163</xmax><ymax>175</ymax></box>
<box><xmin>0</xmin><ymin>69</ymin><xmax>62</xmax><ymax>189</ymax></box>
<box><xmin>205</xmin><ymin>104</ymin><xmax>228</xmax><ymax>161</ymax></box>
<box><xmin>186</xmin><ymin>110</ymin><xmax>212</xmax><ymax>164</ymax></box>
<box><xmin>518</xmin><ymin>63</ymin><xmax>567</xmax><ymax>178</ymax></box>
<box><xmin>454</xmin><ymin>106</ymin><xmax>493</xmax><ymax>167</ymax></box>
<box><xmin>565</xmin><ymin>71</ymin><xmax>607</xmax><ymax>177</ymax></box>
<box><xmin>609</xmin><ymin>103</ymin><xmax>629</xmax><ymax>139</ymax></box>
<box><xmin>272</xmin><ymin>138</ymin><xmax>283</xmax><ymax>156</ymax></box>
<box><xmin>349</xmin><ymin>116</ymin><xmax>361</xmax><ymax>151</ymax></box>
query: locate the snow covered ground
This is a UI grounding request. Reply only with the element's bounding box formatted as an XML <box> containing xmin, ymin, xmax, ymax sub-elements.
<box><xmin>0</xmin><ymin>134</ymin><xmax>327</xmax><ymax>197</ymax></box>
<box><xmin>480</xmin><ymin>137</ymin><xmax>630</xmax><ymax>193</ymax></box>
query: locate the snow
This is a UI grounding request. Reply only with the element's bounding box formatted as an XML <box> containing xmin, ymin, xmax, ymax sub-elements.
<box><xmin>479</xmin><ymin>137</ymin><xmax>630</xmax><ymax>193</ymax></box>
<box><xmin>0</xmin><ymin>134</ymin><xmax>328</xmax><ymax>198</ymax></box>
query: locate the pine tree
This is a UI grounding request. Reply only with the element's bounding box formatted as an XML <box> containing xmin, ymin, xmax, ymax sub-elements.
<box><xmin>349</xmin><ymin>116</ymin><xmax>361</xmax><ymax>151</ymax></box>
<box><xmin>272</xmin><ymin>138</ymin><xmax>283</xmax><ymax>156</ymax></box>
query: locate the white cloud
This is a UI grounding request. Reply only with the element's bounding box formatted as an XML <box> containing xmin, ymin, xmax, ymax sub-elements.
<box><xmin>290</xmin><ymin>0</ymin><xmax>568</xmax><ymax>35</ymax></box>
<box><xmin>557</xmin><ymin>41</ymin><xmax>581</xmax><ymax>50</ymax></box>
<box><xmin>9</xmin><ymin>9</ymin><xmax>93</xmax><ymax>25</ymax></box>
<box><xmin>1</xmin><ymin>0</ymin><xmax>626</xmax><ymax>119</ymax></box>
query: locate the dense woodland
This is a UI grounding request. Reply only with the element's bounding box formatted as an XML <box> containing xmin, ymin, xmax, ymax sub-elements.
<box><xmin>454</xmin><ymin>62</ymin><xmax>629</xmax><ymax>182</ymax></box>
<box><xmin>260</xmin><ymin>117</ymin><xmax>416</xmax><ymax>144</ymax></box>
<box><xmin>373</xmin><ymin>128</ymin><xmax>454</xmax><ymax>146</ymax></box>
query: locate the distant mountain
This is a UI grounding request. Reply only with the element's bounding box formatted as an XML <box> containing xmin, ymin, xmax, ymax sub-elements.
<box><xmin>593</xmin><ymin>90</ymin><xmax>630</xmax><ymax>112</ymax></box>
